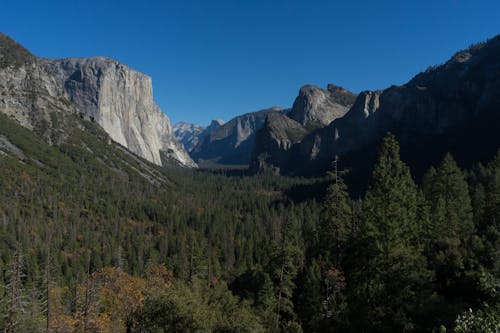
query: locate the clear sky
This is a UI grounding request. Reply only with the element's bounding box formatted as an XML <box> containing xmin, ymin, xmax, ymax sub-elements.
<box><xmin>3</xmin><ymin>0</ymin><xmax>499</xmax><ymax>125</ymax></box>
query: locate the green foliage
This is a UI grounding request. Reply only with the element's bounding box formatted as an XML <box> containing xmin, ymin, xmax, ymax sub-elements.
<box><xmin>318</xmin><ymin>168</ymin><xmax>352</xmax><ymax>267</ymax></box>
<box><xmin>423</xmin><ymin>154</ymin><xmax>474</xmax><ymax>240</ymax></box>
<box><xmin>295</xmin><ymin>259</ymin><xmax>322</xmax><ymax>329</ymax></box>
<box><xmin>349</xmin><ymin>133</ymin><xmax>432</xmax><ymax>332</ymax></box>
<box><xmin>140</xmin><ymin>281</ymin><xmax>264</xmax><ymax>333</ymax></box>
<box><xmin>454</xmin><ymin>303</ymin><xmax>500</xmax><ymax>333</ymax></box>
<box><xmin>266</xmin><ymin>216</ymin><xmax>304</xmax><ymax>331</ymax></box>
<box><xmin>421</xmin><ymin>154</ymin><xmax>482</xmax><ymax>328</ymax></box>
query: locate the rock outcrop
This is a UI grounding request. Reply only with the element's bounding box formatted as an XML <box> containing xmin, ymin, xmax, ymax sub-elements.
<box><xmin>191</xmin><ymin>107</ymin><xmax>284</xmax><ymax>166</ymax></box>
<box><xmin>41</xmin><ymin>57</ymin><xmax>196</xmax><ymax>167</ymax></box>
<box><xmin>287</xmin><ymin>84</ymin><xmax>356</xmax><ymax>128</ymax></box>
<box><xmin>251</xmin><ymin>35</ymin><xmax>500</xmax><ymax>187</ymax></box>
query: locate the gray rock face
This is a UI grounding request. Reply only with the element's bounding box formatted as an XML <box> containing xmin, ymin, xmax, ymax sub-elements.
<box><xmin>191</xmin><ymin>107</ymin><xmax>284</xmax><ymax>166</ymax></box>
<box><xmin>41</xmin><ymin>57</ymin><xmax>196</xmax><ymax>168</ymax></box>
<box><xmin>287</xmin><ymin>84</ymin><xmax>356</xmax><ymax>128</ymax></box>
<box><xmin>251</xmin><ymin>35</ymin><xmax>500</xmax><ymax>183</ymax></box>
<box><xmin>0</xmin><ymin>33</ymin><xmax>80</xmax><ymax>143</ymax></box>
<box><xmin>174</xmin><ymin>119</ymin><xmax>224</xmax><ymax>152</ymax></box>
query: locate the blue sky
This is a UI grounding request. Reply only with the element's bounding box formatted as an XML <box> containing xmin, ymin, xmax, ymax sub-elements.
<box><xmin>3</xmin><ymin>0</ymin><xmax>499</xmax><ymax>125</ymax></box>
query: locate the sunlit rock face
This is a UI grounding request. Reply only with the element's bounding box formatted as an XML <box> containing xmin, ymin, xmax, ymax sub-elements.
<box><xmin>42</xmin><ymin>57</ymin><xmax>196</xmax><ymax>167</ymax></box>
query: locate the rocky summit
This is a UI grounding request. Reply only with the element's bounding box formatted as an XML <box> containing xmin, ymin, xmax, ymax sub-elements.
<box><xmin>42</xmin><ymin>57</ymin><xmax>195</xmax><ymax>168</ymax></box>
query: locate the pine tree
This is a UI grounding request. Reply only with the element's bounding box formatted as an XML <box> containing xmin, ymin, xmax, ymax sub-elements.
<box><xmin>424</xmin><ymin>153</ymin><xmax>474</xmax><ymax>239</ymax></box>
<box><xmin>295</xmin><ymin>259</ymin><xmax>322</xmax><ymax>331</ymax></box>
<box><xmin>349</xmin><ymin>133</ymin><xmax>431</xmax><ymax>332</ymax></box>
<box><xmin>267</xmin><ymin>215</ymin><xmax>303</xmax><ymax>331</ymax></box>
<box><xmin>422</xmin><ymin>153</ymin><xmax>475</xmax><ymax>302</ymax></box>
<box><xmin>4</xmin><ymin>251</ymin><xmax>25</xmax><ymax>333</ymax></box>
<box><xmin>476</xmin><ymin>151</ymin><xmax>500</xmax><ymax>301</ymax></box>
<box><xmin>318</xmin><ymin>159</ymin><xmax>352</xmax><ymax>268</ymax></box>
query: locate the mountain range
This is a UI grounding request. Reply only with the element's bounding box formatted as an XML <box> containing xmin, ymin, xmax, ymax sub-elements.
<box><xmin>2</xmin><ymin>31</ymin><xmax>500</xmax><ymax>190</ymax></box>
<box><xmin>173</xmin><ymin>35</ymin><xmax>500</xmax><ymax>192</ymax></box>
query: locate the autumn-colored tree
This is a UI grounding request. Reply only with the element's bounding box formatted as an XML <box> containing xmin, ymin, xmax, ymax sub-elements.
<box><xmin>144</xmin><ymin>263</ymin><xmax>174</xmax><ymax>292</ymax></box>
<box><xmin>48</xmin><ymin>287</ymin><xmax>76</xmax><ymax>333</ymax></box>
<box><xmin>92</xmin><ymin>267</ymin><xmax>144</xmax><ymax>333</ymax></box>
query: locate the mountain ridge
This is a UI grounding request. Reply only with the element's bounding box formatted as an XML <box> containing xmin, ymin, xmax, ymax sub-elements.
<box><xmin>251</xmin><ymin>34</ymin><xmax>500</xmax><ymax>189</ymax></box>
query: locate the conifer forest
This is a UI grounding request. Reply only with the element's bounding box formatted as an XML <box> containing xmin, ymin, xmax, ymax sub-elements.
<box><xmin>0</xmin><ymin>111</ymin><xmax>498</xmax><ymax>332</ymax></box>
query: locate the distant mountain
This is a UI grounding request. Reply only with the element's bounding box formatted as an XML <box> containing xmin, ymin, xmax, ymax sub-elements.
<box><xmin>251</xmin><ymin>35</ymin><xmax>500</xmax><ymax>190</ymax></box>
<box><xmin>191</xmin><ymin>107</ymin><xmax>285</xmax><ymax>166</ymax></box>
<box><xmin>174</xmin><ymin>119</ymin><xmax>224</xmax><ymax>152</ymax></box>
<box><xmin>41</xmin><ymin>57</ymin><xmax>196</xmax><ymax>168</ymax></box>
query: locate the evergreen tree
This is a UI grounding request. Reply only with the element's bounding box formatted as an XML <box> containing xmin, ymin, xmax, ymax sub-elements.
<box><xmin>318</xmin><ymin>161</ymin><xmax>352</xmax><ymax>268</ymax></box>
<box><xmin>349</xmin><ymin>133</ymin><xmax>431</xmax><ymax>332</ymax></box>
<box><xmin>476</xmin><ymin>151</ymin><xmax>500</xmax><ymax>302</ymax></box>
<box><xmin>267</xmin><ymin>215</ymin><xmax>303</xmax><ymax>331</ymax></box>
<box><xmin>422</xmin><ymin>153</ymin><xmax>476</xmax><ymax>306</ymax></box>
<box><xmin>295</xmin><ymin>259</ymin><xmax>322</xmax><ymax>331</ymax></box>
<box><xmin>423</xmin><ymin>153</ymin><xmax>474</xmax><ymax>240</ymax></box>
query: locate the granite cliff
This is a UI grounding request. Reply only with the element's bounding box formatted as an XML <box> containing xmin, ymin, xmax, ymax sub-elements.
<box><xmin>41</xmin><ymin>57</ymin><xmax>195</xmax><ymax>167</ymax></box>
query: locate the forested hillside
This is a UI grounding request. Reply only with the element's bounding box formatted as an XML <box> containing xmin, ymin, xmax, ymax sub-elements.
<box><xmin>0</xmin><ymin>108</ymin><xmax>498</xmax><ymax>332</ymax></box>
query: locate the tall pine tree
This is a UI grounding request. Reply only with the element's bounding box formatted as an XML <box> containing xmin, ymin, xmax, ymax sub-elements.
<box><xmin>349</xmin><ymin>133</ymin><xmax>431</xmax><ymax>332</ymax></box>
<box><xmin>422</xmin><ymin>153</ymin><xmax>475</xmax><ymax>306</ymax></box>
<box><xmin>318</xmin><ymin>160</ymin><xmax>352</xmax><ymax>268</ymax></box>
